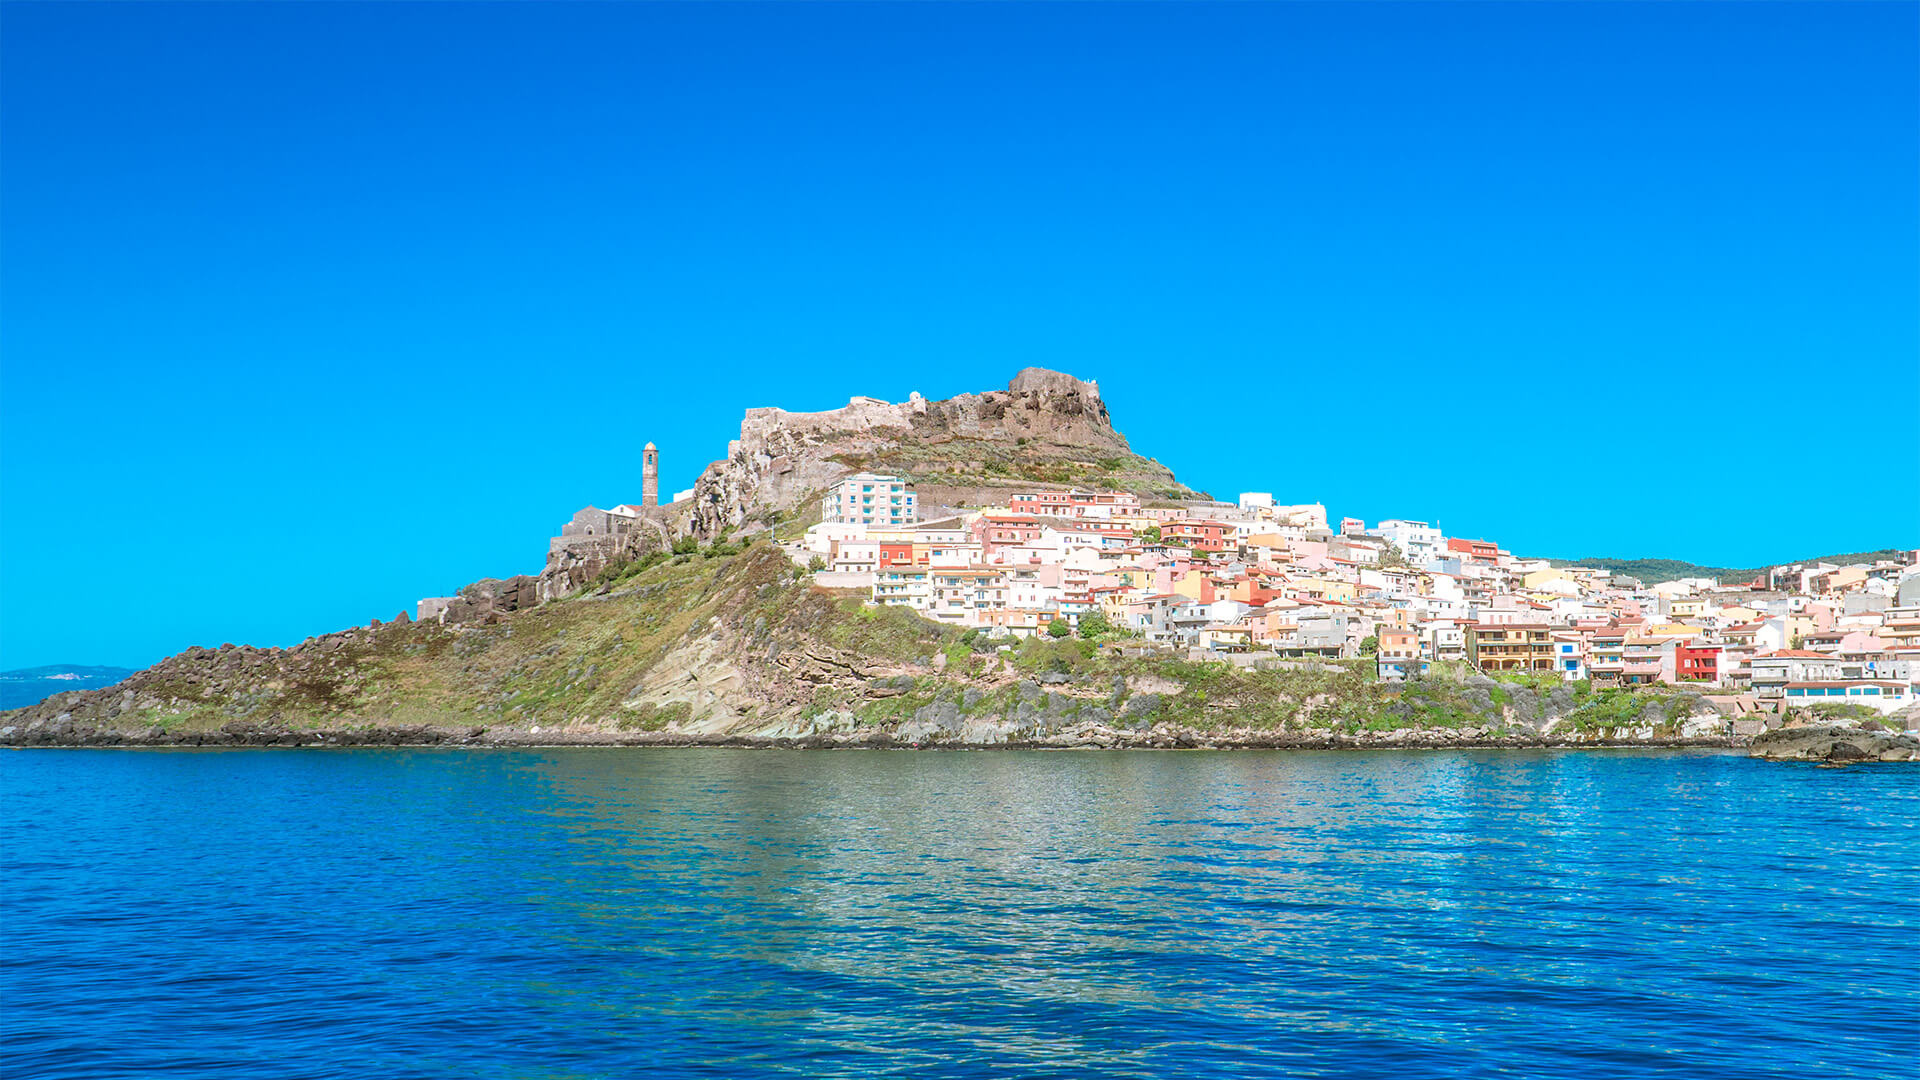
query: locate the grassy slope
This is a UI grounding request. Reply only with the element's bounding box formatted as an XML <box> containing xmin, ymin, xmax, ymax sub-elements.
<box><xmin>1550</xmin><ymin>549</ymin><xmax>1906</xmax><ymax>584</ymax></box>
<box><xmin>9</xmin><ymin>546</ymin><xmax>1719</xmax><ymax>743</ymax></box>
<box><xmin>78</xmin><ymin>549</ymin><xmax>779</xmax><ymax>735</ymax></box>
<box><xmin>861</xmin><ymin>641</ymin><xmax>1714</xmax><ymax>738</ymax></box>
<box><xmin>829</xmin><ymin>435</ymin><xmax>1196</xmax><ymax>503</ymax></box>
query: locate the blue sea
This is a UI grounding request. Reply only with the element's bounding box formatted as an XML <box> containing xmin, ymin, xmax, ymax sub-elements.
<box><xmin>3</xmin><ymin>748</ymin><xmax>1915</xmax><ymax>1079</ymax></box>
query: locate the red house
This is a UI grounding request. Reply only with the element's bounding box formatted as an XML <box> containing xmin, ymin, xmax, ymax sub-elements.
<box><xmin>1163</xmin><ymin>520</ymin><xmax>1231</xmax><ymax>553</ymax></box>
<box><xmin>972</xmin><ymin>515</ymin><xmax>1050</xmax><ymax>557</ymax></box>
<box><xmin>1676</xmin><ymin>642</ymin><xmax>1721</xmax><ymax>684</ymax></box>
<box><xmin>1446</xmin><ymin>537</ymin><xmax>1500</xmax><ymax>564</ymax></box>
<box><xmin>1008</xmin><ymin>491</ymin><xmax>1074</xmax><ymax>515</ymax></box>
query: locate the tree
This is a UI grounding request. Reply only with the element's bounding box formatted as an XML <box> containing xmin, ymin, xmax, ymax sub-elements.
<box><xmin>1380</xmin><ymin>543</ymin><xmax>1409</xmax><ymax>569</ymax></box>
<box><xmin>1077</xmin><ymin>612</ymin><xmax>1112</xmax><ymax>640</ymax></box>
<box><xmin>1047</xmin><ymin>619</ymin><xmax>1073</xmax><ymax>639</ymax></box>
<box><xmin>807</xmin><ymin>555</ymin><xmax>825</xmax><ymax>572</ymax></box>
<box><xmin>1789</xmin><ymin>633</ymin><xmax>1804</xmax><ymax>650</ymax></box>
<box><xmin>1359</xmin><ymin>635</ymin><xmax>1379</xmax><ymax>656</ymax></box>
<box><xmin>1140</xmin><ymin>524</ymin><xmax>1162</xmax><ymax>543</ymax></box>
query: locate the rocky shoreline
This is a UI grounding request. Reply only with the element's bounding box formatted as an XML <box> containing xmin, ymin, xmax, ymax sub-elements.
<box><xmin>3</xmin><ymin>717</ymin><xmax>1746</xmax><ymax>751</ymax></box>
<box><xmin>1747</xmin><ymin>725</ymin><xmax>1920</xmax><ymax>764</ymax></box>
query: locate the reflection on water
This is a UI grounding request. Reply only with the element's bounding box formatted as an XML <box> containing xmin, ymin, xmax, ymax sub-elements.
<box><xmin>4</xmin><ymin>749</ymin><xmax>1915</xmax><ymax>1079</ymax></box>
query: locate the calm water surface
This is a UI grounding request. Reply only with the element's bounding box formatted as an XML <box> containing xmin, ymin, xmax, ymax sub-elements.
<box><xmin>3</xmin><ymin>748</ymin><xmax>1915</xmax><ymax>1079</ymax></box>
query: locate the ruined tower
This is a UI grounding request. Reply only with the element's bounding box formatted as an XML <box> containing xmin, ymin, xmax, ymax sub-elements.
<box><xmin>642</xmin><ymin>441</ymin><xmax>659</xmax><ymax>507</ymax></box>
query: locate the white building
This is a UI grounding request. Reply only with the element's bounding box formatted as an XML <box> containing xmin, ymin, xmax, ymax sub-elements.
<box><xmin>823</xmin><ymin>473</ymin><xmax>917</xmax><ymax>527</ymax></box>
<box><xmin>803</xmin><ymin>520</ymin><xmax>869</xmax><ymax>555</ymax></box>
<box><xmin>830</xmin><ymin>539</ymin><xmax>879</xmax><ymax>573</ymax></box>
<box><xmin>1273</xmin><ymin>503</ymin><xmax>1329</xmax><ymax>530</ymax></box>
<box><xmin>1376</xmin><ymin>519</ymin><xmax>1443</xmax><ymax>565</ymax></box>
<box><xmin>874</xmin><ymin>568</ymin><xmax>932</xmax><ymax>612</ymax></box>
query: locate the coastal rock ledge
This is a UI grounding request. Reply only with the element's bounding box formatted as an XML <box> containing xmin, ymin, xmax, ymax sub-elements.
<box><xmin>1748</xmin><ymin>725</ymin><xmax>1920</xmax><ymax>764</ymax></box>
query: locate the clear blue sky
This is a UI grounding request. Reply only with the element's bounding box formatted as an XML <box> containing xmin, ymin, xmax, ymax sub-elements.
<box><xmin>2</xmin><ymin>2</ymin><xmax>1915</xmax><ymax>669</ymax></box>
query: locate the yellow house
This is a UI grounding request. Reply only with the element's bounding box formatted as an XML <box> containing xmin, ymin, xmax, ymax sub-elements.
<box><xmin>1779</xmin><ymin>613</ymin><xmax>1821</xmax><ymax>647</ymax></box>
<box><xmin>1522</xmin><ymin>567</ymin><xmax>1577</xmax><ymax>590</ymax></box>
<box><xmin>1668</xmin><ymin>597</ymin><xmax>1708</xmax><ymax>618</ymax></box>
<box><xmin>1718</xmin><ymin>604</ymin><xmax>1763</xmax><ymax>623</ymax></box>
<box><xmin>1242</xmin><ymin>533</ymin><xmax>1292</xmax><ymax>561</ymax></box>
<box><xmin>1815</xmin><ymin>566</ymin><xmax>1870</xmax><ymax>594</ymax></box>
<box><xmin>1377</xmin><ymin>606</ymin><xmax>1414</xmax><ymax>630</ymax></box>
<box><xmin>1200</xmin><ymin>624</ymin><xmax>1254</xmax><ymax>651</ymax></box>
<box><xmin>1292</xmin><ymin>577</ymin><xmax>1357</xmax><ymax>603</ymax></box>
<box><xmin>1099</xmin><ymin>589</ymin><xmax>1139</xmax><ymax>625</ymax></box>
<box><xmin>1172</xmin><ymin>574</ymin><xmax>1212</xmax><ymax>602</ymax></box>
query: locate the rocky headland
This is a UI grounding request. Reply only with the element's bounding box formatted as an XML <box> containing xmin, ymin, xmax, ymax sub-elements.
<box><xmin>4</xmin><ymin>543</ymin><xmax>1750</xmax><ymax>751</ymax></box>
<box><xmin>682</xmin><ymin>367</ymin><xmax>1196</xmax><ymax>539</ymax></box>
<box><xmin>532</xmin><ymin>369</ymin><xmax>1201</xmax><ymax>599</ymax></box>
<box><xmin>2</xmin><ymin>367</ymin><xmax>1898</xmax><ymax>754</ymax></box>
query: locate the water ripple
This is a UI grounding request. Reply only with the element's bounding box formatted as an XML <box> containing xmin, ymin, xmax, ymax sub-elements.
<box><xmin>3</xmin><ymin>748</ymin><xmax>1915</xmax><ymax>1079</ymax></box>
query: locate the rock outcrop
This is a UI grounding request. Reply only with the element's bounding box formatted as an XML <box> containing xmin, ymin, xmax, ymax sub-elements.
<box><xmin>1748</xmin><ymin>724</ymin><xmax>1920</xmax><ymax>763</ymax></box>
<box><xmin>684</xmin><ymin>368</ymin><xmax>1195</xmax><ymax>536</ymax></box>
<box><xmin>416</xmin><ymin>368</ymin><xmax>1196</xmax><ymax>613</ymax></box>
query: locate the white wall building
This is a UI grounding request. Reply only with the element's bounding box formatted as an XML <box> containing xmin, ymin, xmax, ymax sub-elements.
<box><xmin>830</xmin><ymin>539</ymin><xmax>879</xmax><ymax>573</ymax></box>
<box><xmin>803</xmin><ymin>520</ymin><xmax>869</xmax><ymax>555</ymax></box>
<box><xmin>1376</xmin><ymin>519</ymin><xmax>1443</xmax><ymax>565</ymax></box>
<box><xmin>823</xmin><ymin>473</ymin><xmax>917</xmax><ymax>527</ymax></box>
<box><xmin>1273</xmin><ymin>503</ymin><xmax>1329</xmax><ymax>530</ymax></box>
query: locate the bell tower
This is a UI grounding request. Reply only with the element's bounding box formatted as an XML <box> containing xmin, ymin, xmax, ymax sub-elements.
<box><xmin>642</xmin><ymin>442</ymin><xmax>659</xmax><ymax>507</ymax></box>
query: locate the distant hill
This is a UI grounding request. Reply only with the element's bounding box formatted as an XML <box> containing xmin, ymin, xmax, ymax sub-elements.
<box><xmin>1549</xmin><ymin>549</ymin><xmax>1908</xmax><ymax>586</ymax></box>
<box><xmin>0</xmin><ymin>665</ymin><xmax>136</xmax><ymax>710</ymax></box>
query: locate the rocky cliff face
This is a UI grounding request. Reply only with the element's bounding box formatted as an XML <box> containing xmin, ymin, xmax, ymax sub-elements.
<box><xmin>423</xmin><ymin>368</ymin><xmax>1194</xmax><ymax>613</ymax></box>
<box><xmin>685</xmin><ymin>367</ymin><xmax>1194</xmax><ymax>536</ymax></box>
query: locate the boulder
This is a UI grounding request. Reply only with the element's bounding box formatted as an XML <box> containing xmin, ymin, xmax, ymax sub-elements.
<box><xmin>1749</xmin><ymin>724</ymin><xmax>1920</xmax><ymax>764</ymax></box>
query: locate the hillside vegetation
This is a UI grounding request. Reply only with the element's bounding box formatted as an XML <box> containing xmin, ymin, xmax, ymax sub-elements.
<box><xmin>4</xmin><ymin>546</ymin><xmax>1728</xmax><ymax>748</ymax></box>
<box><xmin>1550</xmin><ymin>549</ymin><xmax>1906</xmax><ymax>585</ymax></box>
